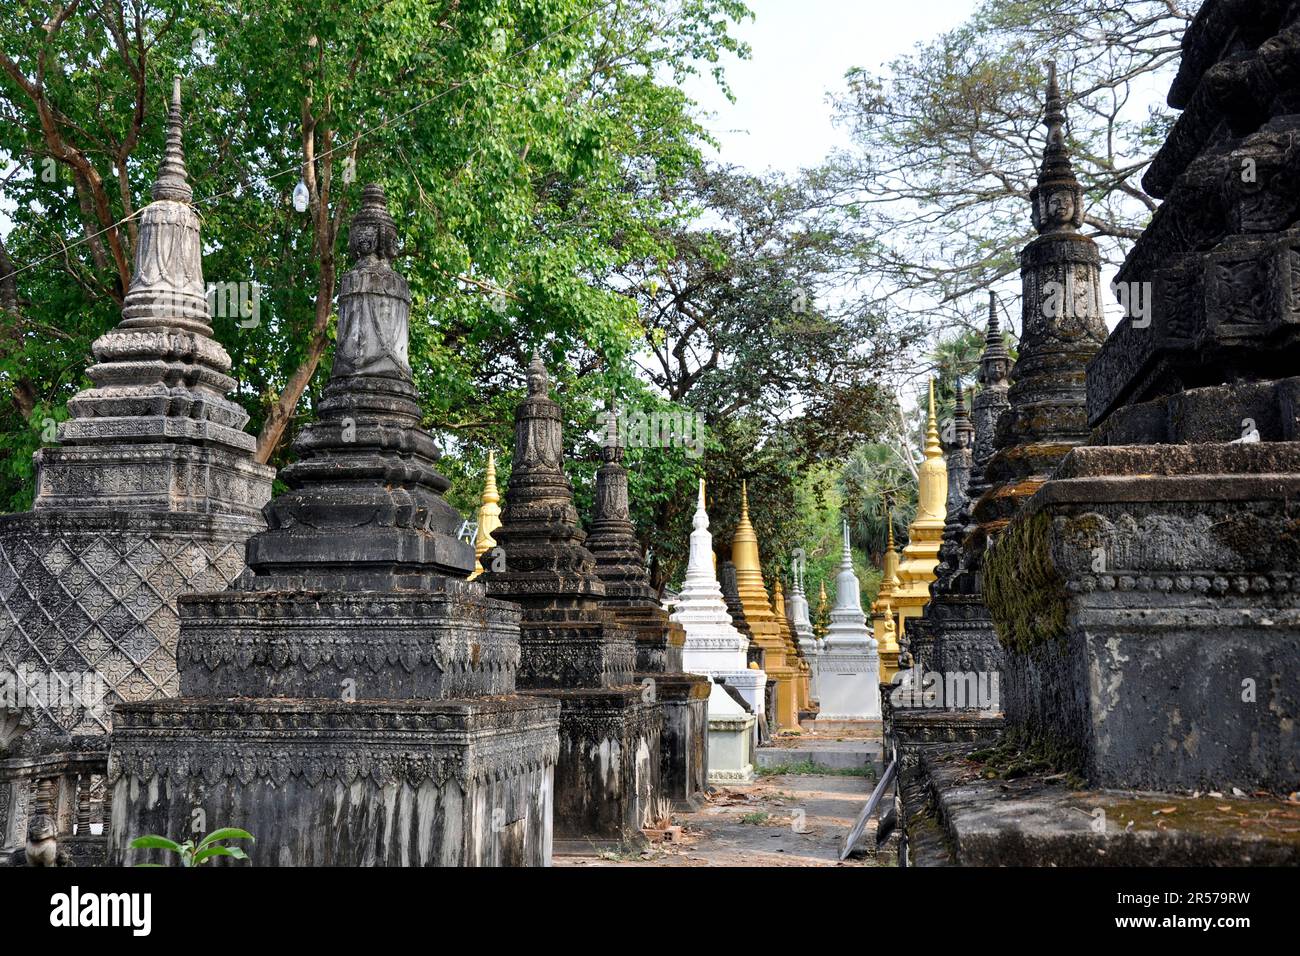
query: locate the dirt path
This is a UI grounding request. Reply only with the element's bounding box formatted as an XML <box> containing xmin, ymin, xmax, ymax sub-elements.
<box><xmin>557</xmin><ymin>771</ymin><xmax>894</xmax><ymax>867</ymax></box>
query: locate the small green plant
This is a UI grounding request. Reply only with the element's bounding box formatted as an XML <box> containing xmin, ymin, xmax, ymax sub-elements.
<box><xmin>757</xmin><ymin>759</ymin><xmax>875</xmax><ymax>778</ymax></box>
<box><xmin>129</xmin><ymin>828</ymin><xmax>255</xmax><ymax>867</ymax></box>
<box><xmin>738</xmin><ymin>811</ymin><xmax>770</xmax><ymax>825</ymax></box>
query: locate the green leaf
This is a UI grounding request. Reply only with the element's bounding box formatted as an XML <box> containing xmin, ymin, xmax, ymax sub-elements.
<box><xmin>129</xmin><ymin>835</ymin><xmax>182</xmax><ymax>852</ymax></box>
<box><xmin>196</xmin><ymin>828</ymin><xmax>256</xmax><ymax>849</ymax></box>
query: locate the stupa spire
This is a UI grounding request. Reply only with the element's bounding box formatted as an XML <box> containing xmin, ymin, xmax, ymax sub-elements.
<box><xmin>247</xmin><ymin>184</ymin><xmax>469</xmax><ymax>581</ymax></box>
<box><xmin>38</xmin><ymin>76</ymin><xmax>269</xmax><ymax>517</ymax></box>
<box><xmin>1031</xmin><ymin>60</ymin><xmax>1084</xmax><ymax>236</ymax></box>
<box><xmin>152</xmin><ymin>76</ymin><xmax>192</xmax><ymax>203</ymax></box>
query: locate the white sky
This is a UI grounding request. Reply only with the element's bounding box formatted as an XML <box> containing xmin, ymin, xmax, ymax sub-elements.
<box><xmin>684</xmin><ymin>0</ymin><xmax>981</xmax><ymax>176</ymax></box>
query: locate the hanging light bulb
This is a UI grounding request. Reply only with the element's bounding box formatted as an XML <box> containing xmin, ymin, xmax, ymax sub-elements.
<box><xmin>292</xmin><ymin>180</ymin><xmax>309</xmax><ymax>212</ymax></box>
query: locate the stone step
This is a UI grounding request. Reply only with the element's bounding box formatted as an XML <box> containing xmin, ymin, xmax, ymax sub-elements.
<box><xmin>754</xmin><ymin>737</ymin><xmax>884</xmax><ymax>775</ymax></box>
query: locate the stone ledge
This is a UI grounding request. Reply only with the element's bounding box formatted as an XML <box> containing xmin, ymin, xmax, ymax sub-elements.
<box><xmin>919</xmin><ymin>743</ymin><xmax>1300</xmax><ymax>866</ymax></box>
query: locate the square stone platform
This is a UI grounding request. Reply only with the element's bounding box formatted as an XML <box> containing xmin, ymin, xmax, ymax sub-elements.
<box><xmin>107</xmin><ymin>695</ymin><xmax>560</xmax><ymax>867</ymax></box>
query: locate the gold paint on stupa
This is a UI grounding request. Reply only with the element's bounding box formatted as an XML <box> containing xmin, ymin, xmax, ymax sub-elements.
<box><xmin>871</xmin><ymin>519</ymin><xmax>903</xmax><ymax>681</ymax></box>
<box><xmin>732</xmin><ymin>481</ymin><xmax>798</xmax><ymax>730</ymax></box>
<box><xmin>774</xmin><ymin>580</ymin><xmax>813</xmax><ymax>719</ymax></box>
<box><xmin>891</xmin><ymin>379</ymin><xmax>947</xmax><ymax>660</ymax></box>
<box><xmin>469</xmin><ymin>449</ymin><xmax>502</xmax><ymax>579</ymax></box>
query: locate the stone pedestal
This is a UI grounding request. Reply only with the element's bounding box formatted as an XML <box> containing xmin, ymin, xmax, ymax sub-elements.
<box><xmin>108</xmin><ymin>186</ymin><xmax>558</xmax><ymax>866</ymax></box>
<box><xmin>986</xmin><ymin>14</ymin><xmax>1300</xmax><ymax>795</ymax></box>
<box><xmin>704</xmin><ymin>682</ymin><xmax>755</xmax><ymax>785</ymax></box>
<box><xmin>484</xmin><ymin>357</ymin><xmax>659</xmax><ymax>848</ymax></box>
<box><xmin>111</xmin><ymin>696</ymin><xmax>556</xmax><ymax>866</ymax></box>
<box><xmin>816</xmin><ymin>523</ymin><xmax>881</xmax><ymax>724</ymax></box>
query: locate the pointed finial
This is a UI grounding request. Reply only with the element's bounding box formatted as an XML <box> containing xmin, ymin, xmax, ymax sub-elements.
<box><xmin>1032</xmin><ymin>60</ymin><xmax>1083</xmax><ymax>234</ymax></box>
<box><xmin>980</xmin><ymin>291</ymin><xmax>1010</xmax><ymax>381</ymax></box>
<box><xmin>842</xmin><ymin>519</ymin><xmax>853</xmax><ymax>563</ymax></box>
<box><xmin>698</xmin><ymin>477</ymin><xmax>706</xmax><ymax>509</ymax></box>
<box><xmin>483</xmin><ymin>450</ymin><xmax>499</xmax><ymax>500</ymax></box>
<box><xmin>1045</xmin><ymin>60</ymin><xmax>1064</xmax><ymax>140</ymax></box>
<box><xmin>741</xmin><ymin>479</ymin><xmax>750</xmax><ymax>519</ymax></box>
<box><xmin>152</xmin><ymin>76</ymin><xmax>192</xmax><ymax>203</ymax></box>
<box><xmin>924</xmin><ymin>377</ymin><xmax>942</xmax><ymax>456</ymax></box>
<box><xmin>693</xmin><ymin>477</ymin><xmax>708</xmax><ymax>530</ymax></box>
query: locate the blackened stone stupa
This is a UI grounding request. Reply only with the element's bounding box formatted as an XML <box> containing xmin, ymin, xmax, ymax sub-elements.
<box><xmin>989</xmin><ymin>5</ymin><xmax>1300</xmax><ymax>793</ymax></box>
<box><xmin>107</xmin><ymin>185</ymin><xmax>559</xmax><ymax>866</ymax></box>
<box><xmin>483</xmin><ymin>359</ymin><xmax>660</xmax><ymax>848</ymax></box>
<box><xmin>586</xmin><ymin>414</ymin><xmax>709</xmax><ymax>809</ymax></box>
<box><xmin>0</xmin><ymin>79</ymin><xmax>273</xmax><ymax>859</ymax></box>
<box><xmin>900</xmin><ymin>297</ymin><xmax>1011</xmax><ymax>704</ymax></box>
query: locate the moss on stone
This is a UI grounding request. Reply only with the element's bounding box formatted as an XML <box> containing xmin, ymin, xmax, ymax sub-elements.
<box><xmin>968</xmin><ymin>728</ymin><xmax>1085</xmax><ymax>784</ymax></box>
<box><xmin>983</xmin><ymin>511</ymin><xmax>1067</xmax><ymax>654</ymax></box>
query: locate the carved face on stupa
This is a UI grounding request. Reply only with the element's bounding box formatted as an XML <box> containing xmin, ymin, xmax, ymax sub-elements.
<box><xmin>350</xmin><ymin>223</ymin><xmax>379</xmax><ymax>260</ymax></box>
<box><xmin>527</xmin><ymin>356</ymin><xmax>548</xmax><ymax>396</ymax></box>
<box><xmin>1045</xmin><ymin>188</ymin><xmax>1075</xmax><ymax>226</ymax></box>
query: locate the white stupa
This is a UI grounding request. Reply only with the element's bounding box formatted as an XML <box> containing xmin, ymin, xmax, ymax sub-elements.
<box><xmin>815</xmin><ymin>521</ymin><xmax>881</xmax><ymax>722</ymax></box>
<box><xmin>788</xmin><ymin>558</ymin><xmax>821</xmax><ymax>705</ymax></box>
<box><xmin>671</xmin><ymin>479</ymin><xmax>765</xmax><ymax>780</ymax></box>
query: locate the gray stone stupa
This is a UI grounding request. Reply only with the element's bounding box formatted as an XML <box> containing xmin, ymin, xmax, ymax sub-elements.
<box><xmin>107</xmin><ymin>185</ymin><xmax>560</xmax><ymax>867</ymax></box>
<box><xmin>0</xmin><ymin>79</ymin><xmax>273</xmax><ymax>860</ymax></box>
<box><xmin>482</xmin><ymin>357</ymin><xmax>660</xmax><ymax>849</ymax></box>
<box><xmin>585</xmin><ymin>410</ymin><xmax>709</xmax><ymax>810</ymax></box>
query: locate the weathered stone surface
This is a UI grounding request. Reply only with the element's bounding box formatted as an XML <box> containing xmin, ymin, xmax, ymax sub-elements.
<box><xmin>108</xmin><ymin>185</ymin><xmax>559</xmax><ymax>866</ymax></box>
<box><xmin>586</xmin><ymin>414</ymin><xmax>708</xmax><ymax>809</ymax></box>
<box><xmin>986</xmin><ymin>444</ymin><xmax>1300</xmax><ymax>790</ymax></box>
<box><xmin>988</xmin><ymin>6</ymin><xmax>1300</xmax><ymax>796</ymax></box>
<box><xmin>483</xmin><ymin>357</ymin><xmax>658</xmax><ymax>844</ymax></box>
<box><xmin>108</xmin><ymin>697</ymin><xmax>558</xmax><ymax>866</ymax></box>
<box><xmin>0</xmin><ymin>80</ymin><xmax>272</xmax><ymax>794</ymax></box>
<box><xmin>906</xmin><ymin>743</ymin><xmax>1299</xmax><ymax>867</ymax></box>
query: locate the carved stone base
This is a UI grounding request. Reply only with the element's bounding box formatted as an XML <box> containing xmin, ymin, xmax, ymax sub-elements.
<box><xmin>515</xmin><ymin>615</ymin><xmax>637</xmax><ymax>689</ymax></box>
<box><xmin>985</xmin><ymin>443</ymin><xmax>1300</xmax><ymax>790</ymax></box>
<box><xmin>0</xmin><ymin>509</ymin><xmax>263</xmax><ymax>749</ymax></box>
<box><xmin>528</xmin><ymin>687</ymin><xmax>661</xmax><ymax>850</ymax></box>
<box><xmin>176</xmin><ymin>581</ymin><xmax>521</xmax><ymax>700</ymax></box>
<box><xmin>106</xmin><ymin>696</ymin><xmax>560</xmax><ymax>866</ymax></box>
<box><xmin>33</xmin><ymin>442</ymin><xmax>272</xmax><ymax>519</ymax></box>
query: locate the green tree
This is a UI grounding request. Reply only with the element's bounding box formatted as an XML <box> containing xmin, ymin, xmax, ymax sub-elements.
<box><xmin>0</xmin><ymin>0</ymin><xmax>752</xmax><ymax>510</ymax></box>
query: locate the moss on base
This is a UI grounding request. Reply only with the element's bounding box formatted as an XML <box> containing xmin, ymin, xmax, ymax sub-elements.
<box><xmin>983</xmin><ymin>511</ymin><xmax>1067</xmax><ymax>654</ymax></box>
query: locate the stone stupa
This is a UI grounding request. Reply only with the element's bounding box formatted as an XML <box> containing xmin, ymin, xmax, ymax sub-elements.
<box><xmin>787</xmin><ymin>558</ymin><xmax>821</xmax><ymax>709</ymax></box>
<box><xmin>585</xmin><ymin>411</ymin><xmax>710</xmax><ymax>809</ymax></box>
<box><xmin>482</xmin><ymin>356</ymin><xmax>659</xmax><ymax>849</ymax></box>
<box><xmin>108</xmin><ymin>185</ymin><xmax>560</xmax><ymax>867</ymax></box>
<box><xmin>671</xmin><ymin>480</ymin><xmax>762</xmax><ymax>783</ymax></box>
<box><xmin>0</xmin><ymin>79</ymin><xmax>273</xmax><ymax>861</ymax></box>
<box><xmin>815</xmin><ymin>522</ymin><xmax>880</xmax><ymax>726</ymax></box>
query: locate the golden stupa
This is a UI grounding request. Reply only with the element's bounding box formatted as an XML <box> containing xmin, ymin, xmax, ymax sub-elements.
<box><xmin>871</xmin><ymin>519</ymin><xmax>903</xmax><ymax>681</ymax></box>
<box><xmin>469</xmin><ymin>449</ymin><xmax>502</xmax><ymax>580</ymax></box>
<box><xmin>891</xmin><ymin>379</ymin><xmax>947</xmax><ymax>655</ymax></box>
<box><xmin>732</xmin><ymin>481</ymin><xmax>798</xmax><ymax>730</ymax></box>
<box><xmin>773</xmin><ymin>580</ymin><xmax>813</xmax><ymax>718</ymax></box>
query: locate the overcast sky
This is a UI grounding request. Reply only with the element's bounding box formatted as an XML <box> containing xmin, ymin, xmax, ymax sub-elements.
<box><xmin>684</xmin><ymin>0</ymin><xmax>980</xmax><ymax>176</ymax></box>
